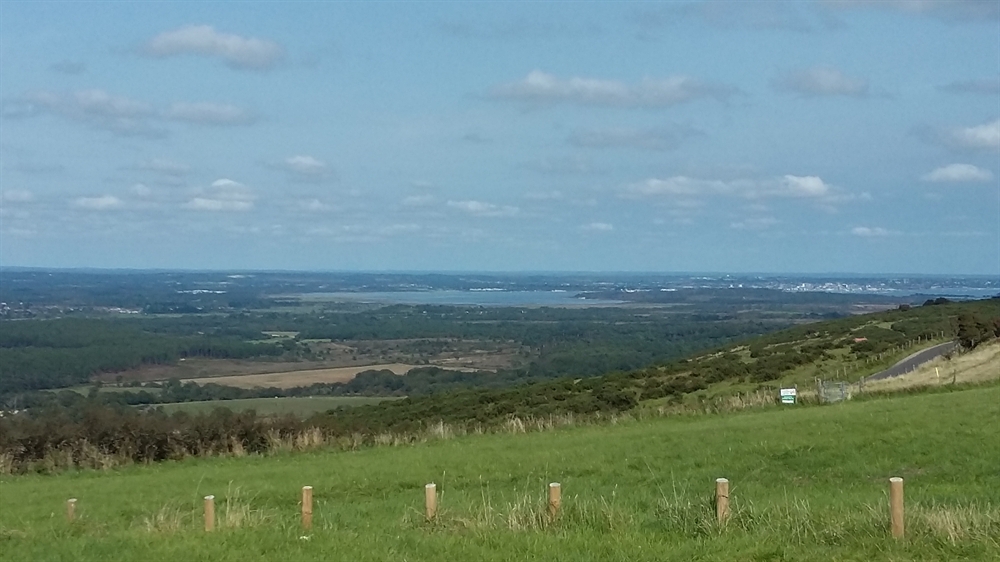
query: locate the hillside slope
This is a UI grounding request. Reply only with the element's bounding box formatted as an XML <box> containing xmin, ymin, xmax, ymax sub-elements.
<box><xmin>1</xmin><ymin>385</ymin><xmax>997</xmax><ymax>561</ymax></box>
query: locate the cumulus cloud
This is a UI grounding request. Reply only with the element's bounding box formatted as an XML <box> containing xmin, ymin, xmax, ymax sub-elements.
<box><xmin>1</xmin><ymin>189</ymin><xmax>34</xmax><ymax>203</ymax></box>
<box><xmin>939</xmin><ymin>77</ymin><xmax>1000</xmax><ymax>95</ymax></box>
<box><xmin>945</xmin><ymin>119</ymin><xmax>1000</xmax><ymax>151</ymax></box>
<box><xmin>143</xmin><ymin>25</ymin><xmax>285</xmax><ymax>70</ymax></box>
<box><xmin>447</xmin><ymin>200</ymin><xmax>519</xmax><ymax>217</ymax></box>
<box><xmin>582</xmin><ymin>222</ymin><xmax>614</xmax><ymax>232</ymax></box>
<box><xmin>625</xmin><ymin>175</ymin><xmax>834</xmax><ymax>199</ymax></box>
<box><xmin>489</xmin><ymin>70</ymin><xmax>737</xmax><ymax>108</ymax></box>
<box><xmin>851</xmin><ymin>226</ymin><xmax>893</xmax><ymax>237</ymax></box>
<box><xmin>568</xmin><ymin>125</ymin><xmax>700</xmax><ymax>151</ymax></box>
<box><xmin>275</xmin><ymin>155</ymin><xmax>330</xmax><ymax>180</ymax></box>
<box><xmin>773</xmin><ymin>66</ymin><xmax>869</xmax><ymax>97</ymax></box>
<box><xmin>184</xmin><ymin>178</ymin><xmax>255</xmax><ymax>211</ymax></box>
<box><xmin>73</xmin><ymin>195</ymin><xmax>124</xmax><ymax>210</ymax></box>
<box><xmin>166</xmin><ymin>102</ymin><xmax>255</xmax><ymax>126</ymax></box>
<box><xmin>921</xmin><ymin>163</ymin><xmax>994</xmax><ymax>182</ymax></box>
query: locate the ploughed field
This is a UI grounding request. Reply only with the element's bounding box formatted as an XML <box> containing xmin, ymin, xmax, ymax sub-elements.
<box><xmin>1</xmin><ymin>385</ymin><xmax>998</xmax><ymax>561</ymax></box>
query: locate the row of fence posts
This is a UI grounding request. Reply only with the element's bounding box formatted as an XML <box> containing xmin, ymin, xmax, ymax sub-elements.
<box><xmin>62</xmin><ymin>477</ymin><xmax>907</xmax><ymax>539</ymax></box>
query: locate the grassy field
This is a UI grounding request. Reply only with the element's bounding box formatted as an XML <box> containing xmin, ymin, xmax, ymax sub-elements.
<box><xmin>152</xmin><ymin>396</ymin><xmax>395</xmax><ymax>416</ymax></box>
<box><xmin>1</xmin><ymin>385</ymin><xmax>998</xmax><ymax>561</ymax></box>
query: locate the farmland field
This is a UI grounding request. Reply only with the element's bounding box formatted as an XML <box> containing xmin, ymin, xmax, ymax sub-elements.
<box><xmin>152</xmin><ymin>396</ymin><xmax>396</xmax><ymax>416</ymax></box>
<box><xmin>181</xmin><ymin>363</ymin><xmax>421</xmax><ymax>389</ymax></box>
<box><xmin>1</xmin><ymin>385</ymin><xmax>997</xmax><ymax>561</ymax></box>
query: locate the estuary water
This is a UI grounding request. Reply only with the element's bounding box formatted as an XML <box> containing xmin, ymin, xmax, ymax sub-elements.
<box><xmin>295</xmin><ymin>290</ymin><xmax>624</xmax><ymax>307</ymax></box>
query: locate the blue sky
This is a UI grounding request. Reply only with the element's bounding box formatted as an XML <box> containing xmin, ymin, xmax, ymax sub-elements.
<box><xmin>1</xmin><ymin>1</ymin><xmax>997</xmax><ymax>274</ymax></box>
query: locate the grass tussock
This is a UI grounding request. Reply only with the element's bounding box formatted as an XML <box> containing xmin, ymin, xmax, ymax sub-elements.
<box><xmin>140</xmin><ymin>505</ymin><xmax>189</xmax><ymax>534</ymax></box>
<box><xmin>220</xmin><ymin>484</ymin><xmax>273</xmax><ymax>530</ymax></box>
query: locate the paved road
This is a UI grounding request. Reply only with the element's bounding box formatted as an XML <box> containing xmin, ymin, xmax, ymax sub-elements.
<box><xmin>866</xmin><ymin>341</ymin><xmax>960</xmax><ymax>381</ymax></box>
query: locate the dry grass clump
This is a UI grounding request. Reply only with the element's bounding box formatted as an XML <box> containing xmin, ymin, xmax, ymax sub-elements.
<box><xmin>911</xmin><ymin>502</ymin><xmax>1000</xmax><ymax>545</ymax></box>
<box><xmin>219</xmin><ymin>484</ymin><xmax>273</xmax><ymax>530</ymax></box>
<box><xmin>140</xmin><ymin>505</ymin><xmax>189</xmax><ymax>534</ymax></box>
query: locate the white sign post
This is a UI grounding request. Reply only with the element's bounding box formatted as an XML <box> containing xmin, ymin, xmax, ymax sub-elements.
<box><xmin>780</xmin><ymin>388</ymin><xmax>797</xmax><ymax>404</ymax></box>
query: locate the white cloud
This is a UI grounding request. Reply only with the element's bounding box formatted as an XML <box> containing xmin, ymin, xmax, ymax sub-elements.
<box><xmin>144</xmin><ymin>25</ymin><xmax>285</xmax><ymax>70</ymax></box>
<box><xmin>73</xmin><ymin>195</ymin><xmax>124</xmax><ymax>210</ymax></box>
<box><xmin>1</xmin><ymin>189</ymin><xmax>34</xmax><ymax>203</ymax></box>
<box><xmin>166</xmin><ymin>102</ymin><xmax>255</xmax><ymax>126</ymax></box>
<box><xmin>851</xmin><ymin>226</ymin><xmax>893</xmax><ymax>237</ymax></box>
<box><xmin>778</xmin><ymin>175</ymin><xmax>831</xmax><ymax>197</ymax></box>
<box><xmin>184</xmin><ymin>178</ymin><xmax>255</xmax><ymax>211</ymax></box>
<box><xmin>274</xmin><ymin>155</ymin><xmax>331</xmax><ymax>181</ymax></box>
<box><xmin>131</xmin><ymin>183</ymin><xmax>153</xmax><ymax>198</ymax></box>
<box><xmin>6</xmin><ymin>90</ymin><xmax>256</xmax><ymax>135</ymax></box>
<box><xmin>921</xmin><ymin>163</ymin><xmax>994</xmax><ymax>182</ymax></box>
<box><xmin>568</xmin><ymin>125</ymin><xmax>700</xmax><ymax>151</ymax></box>
<box><xmin>773</xmin><ymin>66</ymin><xmax>869</xmax><ymax>97</ymax></box>
<box><xmin>447</xmin><ymin>200</ymin><xmax>519</xmax><ymax>217</ymax></box>
<box><xmin>490</xmin><ymin>70</ymin><xmax>736</xmax><ymax>108</ymax></box>
<box><xmin>582</xmin><ymin>222</ymin><xmax>614</xmax><ymax>232</ymax></box>
<box><xmin>947</xmin><ymin>120</ymin><xmax>1000</xmax><ymax>151</ymax></box>
<box><xmin>8</xmin><ymin>89</ymin><xmax>159</xmax><ymax>136</ymax></box>
<box><xmin>624</xmin><ymin>175</ymin><xmax>833</xmax><ymax>199</ymax></box>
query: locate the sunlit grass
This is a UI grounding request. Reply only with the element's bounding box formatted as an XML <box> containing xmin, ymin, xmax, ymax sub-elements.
<box><xmin>1</xmin><ymin>386</ymin><xmax>997</xmax><ymax>561</ymax></box>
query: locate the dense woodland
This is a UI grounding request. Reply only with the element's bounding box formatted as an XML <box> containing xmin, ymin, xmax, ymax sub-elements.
<box><xmin>0</xmin><ymin>304</ymin><xmax>793</xmax><ymax>396</ymax></box>
<box><xmin>1</xmin><ymin>297</ymin><xmax>998</xmax><ymax>473</ymax></box>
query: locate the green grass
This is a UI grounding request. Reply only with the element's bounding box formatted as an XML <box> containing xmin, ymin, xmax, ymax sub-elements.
<box><xmin>152</xmin><ymin>396</ymin><xmax>395</xmax><ymax>416</ymax></box>
<box><xmin>1</xmin><ymin>387</ymin><xmax>998</xmax><ymax>561</ymax></box>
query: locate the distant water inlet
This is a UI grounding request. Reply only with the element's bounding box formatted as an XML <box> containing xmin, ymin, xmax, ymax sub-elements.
<box><xmin>286</xmin><ymin>290</ymin><xmax>625</xmax><ymax>307</ymax></box>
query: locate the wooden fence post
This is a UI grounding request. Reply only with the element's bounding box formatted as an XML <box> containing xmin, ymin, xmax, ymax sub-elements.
<box><xmin>548</xmin><ymin>482</ymin><xmax>561</xmax><ymax>520</ymax></box>
<box><xmin>425</xmin><ymin>483</ymin><xmax>437</xmax><ymax>522</ymax></box>
<box><xmin>301</xmin><ymin>486</ymin><xmax>313</xmax><ymax>530</ymax></box>
<box><xmin>66</xmin><ymin>498</ymin><xmax>77</xmax><ymax>522</ymax></box>
<box><xmin>889</xmin><ymin>477</ymin><xmax>904</xmax><ymax>539</ymax></box>
<box><xmin>715</xmin><ymin>478</ymin><xmax>730</xmax><ymax>524</ymax></box>
<box><xmin>204</xmin><ymin>495</ymin><xmax>215</xmax><ymax>532</ymax></box>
